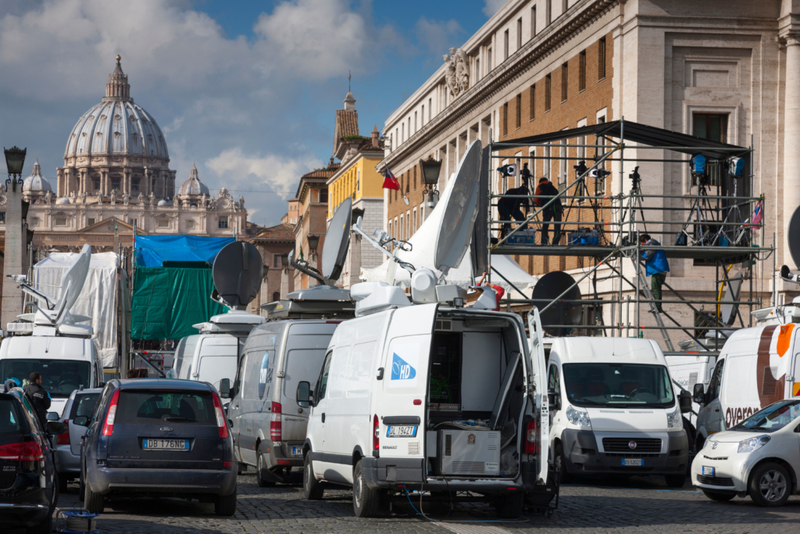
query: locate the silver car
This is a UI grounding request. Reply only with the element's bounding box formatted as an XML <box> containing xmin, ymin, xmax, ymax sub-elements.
<box><xmin>53</xmin><ymin>388</ymin><xmax>101</xmax><ymax>491</ymax></box>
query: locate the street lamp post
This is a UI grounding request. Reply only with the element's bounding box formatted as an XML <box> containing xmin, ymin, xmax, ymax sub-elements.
<box><xmin>4</xmin><ymin>146</ymin><xmax>26</xmax><ymax>192</ymax></box>
<box><xmin>419</xmin><ymin>156</ymin><xmax>442</xmax><ymax>217</ymax></box>
<box><xmin>2</xmin><ymin>146</ymin><xmax>29</xmax><ymax>328</ymax></box>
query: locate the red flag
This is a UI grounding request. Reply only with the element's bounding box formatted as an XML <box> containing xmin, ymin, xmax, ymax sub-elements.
<box><xmin>382</xmin><ymin>167</ymin><xmax>400</xmax><ymax>190</ymax></box>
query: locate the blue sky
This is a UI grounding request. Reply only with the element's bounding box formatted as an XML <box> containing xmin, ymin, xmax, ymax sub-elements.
<box><xmin>0</xmin><ymin>0</ymin><xmax>505</xmax><ymax>227</ymax></box>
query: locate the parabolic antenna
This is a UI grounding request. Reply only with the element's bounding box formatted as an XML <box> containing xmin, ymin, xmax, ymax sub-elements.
<box><xmin>321</xmin><ymin>197</ymin><xmax>352</xmax><ymax>282</ymax></box>
<box><xmin>434</xmin><ymin>140</ymin><xmax>482</xmax><ymax>273</ymax></box>
<box><xmin>54</xmin><ymin>244</ymin><xmax>92</xmax><ymax>323</ymax></box>
<box><xmin>212</xmin><ymin>241</ymin><xmax>263</xmax><ymax>309</ymax></box>
<box><xmin>531</xmin><ymin>271</ymin><xmax>582</xmax><ymax>336</ymax></box>
<box><xmin>788</xmin><ymin>206</ymin><xmax>800</xmax><ymax>269</ymax></box>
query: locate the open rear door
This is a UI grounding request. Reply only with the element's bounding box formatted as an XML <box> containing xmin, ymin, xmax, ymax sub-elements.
<box><xmin>527</xmin><ymin>307</ymin><xmax>549</xmax><ymax>484</ymax></box>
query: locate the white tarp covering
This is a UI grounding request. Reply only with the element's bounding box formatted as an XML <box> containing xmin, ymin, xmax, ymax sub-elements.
<box><xmin>33</xmin><ymin>252</ymin><xmax>119</xmax><ymax>367</ymax></box>
<box><xmin>360</xmin><ymin>174</ymin><xmax>537</xmax><ymax>298</ymax></box>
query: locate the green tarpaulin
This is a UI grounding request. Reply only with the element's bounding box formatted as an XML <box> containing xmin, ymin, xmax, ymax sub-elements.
<box><xmin>131</xmin><ymin>266</ymin><xmax>225</xmax><ymax>340</ymax></box>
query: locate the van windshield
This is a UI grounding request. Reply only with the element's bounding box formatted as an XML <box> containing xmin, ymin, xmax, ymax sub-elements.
<box><xmin>0</xmin><ymin>359</ymin><xmax>91</xmax><ymax>399</ymax></box>
<box><xmin>562</xmin><ymin>363</ymin><xmax>675</xmax><ymax>408</ymax></box>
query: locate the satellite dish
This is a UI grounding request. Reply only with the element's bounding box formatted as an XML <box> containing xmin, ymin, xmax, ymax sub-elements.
<box><xmin>531</xmin><ymin>271</ymin><xmax>582</xmax><ymax>336</ymax></box>
<box><xmin>212</xmin><ymin>241</ymin><xmax>263</xmax><ymax>309</ymax></box>
<box><xmin>434</xmin><ymin>140</ymin><xmax>482</xmax><ymax>273</ymax></box>
<box><xmin>53</xmin><ymin>244</ymin><xmax>92</xmax><ymax>324</ymax></box>
<box><xmin>320</xmin><ymin>197</ymin><xmax>352</xmax><ymax>282</ymax></box>
<box><xmin>789</xmin><ymin>206</ymin><xmax>800</xmax><ymax>269</ymax></box>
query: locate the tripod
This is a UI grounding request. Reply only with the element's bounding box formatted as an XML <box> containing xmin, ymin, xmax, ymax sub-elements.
<box><xmin>677</xmin><ymin>175</ymin><xmax>719</xmax><ymax>247</ymax></box>
<box><xmin>619</xmin><ymin>167</ymin><xmax>648</xmax><ymax>247</ymax></box>
<box><xmin>712</xmin><ymin>175</ymin><xmax>750</xmax><ymax>247</ymax></box>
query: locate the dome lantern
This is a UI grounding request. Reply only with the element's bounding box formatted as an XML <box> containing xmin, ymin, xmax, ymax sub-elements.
<box><xmin>178</xmin><ymin>163</ymin><xmax>210</xmax><ymax>197</ymax></box>
<box><xmin>23</xmin><ymin>158</ymin><xmax>53</xmax><ymax>194</ymax></box>
<box><xmin>104</xmin><ymin>55</ymin><xmax>132</xmax><ymax>103</ymax></box>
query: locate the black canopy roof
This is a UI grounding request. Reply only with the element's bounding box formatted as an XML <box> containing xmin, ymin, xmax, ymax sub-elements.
<box><xmin>494</xmin><ymin>120</ymin><xmax>748</xmax><ymax>160</ymax></box>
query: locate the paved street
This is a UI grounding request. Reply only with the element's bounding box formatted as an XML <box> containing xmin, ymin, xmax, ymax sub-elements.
<box><xmin>20</xmin><ymin>472</ymin><xmax>799</xmax><ymax>534</ymax></box>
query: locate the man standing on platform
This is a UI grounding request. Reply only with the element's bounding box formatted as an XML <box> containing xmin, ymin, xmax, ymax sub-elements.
<box><xmin>640</xmin><ymin>233</ymin><xmax>669</xmax><ymax>312</ymax></box>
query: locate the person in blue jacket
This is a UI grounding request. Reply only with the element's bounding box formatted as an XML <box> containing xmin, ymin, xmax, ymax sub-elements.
<box><xmin>640</xmin><ymin>233</ymin><xmax>669</xmax><ymax>312</ymax></box>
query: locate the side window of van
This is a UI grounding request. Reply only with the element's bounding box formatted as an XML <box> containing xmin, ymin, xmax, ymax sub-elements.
<box><xmin>235</xmin><ymin>356</ymin><xmax>247</xmax><ymax>399</ymax></box>
<box><xmin>548</xmin><ymin>364</ymin><xmax>559</xmax><ymax>392</ymax></box>
<box><xmin>316</xmin><ymin>352</ymin><xmax>333</xmax><ymax>402</ymax></box>
<box><xmin>708</xmin><ymin>360</ymin><xmax>724</xmax><ymax>401</ymax></box>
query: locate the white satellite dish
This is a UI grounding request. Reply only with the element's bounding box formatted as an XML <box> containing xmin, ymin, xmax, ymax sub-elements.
<box><xmin>320</xmin><ymin>197</ymin><xmax>352</xmax><ymax>282</ymax></box>
<box><xmin>434</xmin><ymin>140</ymin><xmax>482</xmax><ymax>275</ymax></box>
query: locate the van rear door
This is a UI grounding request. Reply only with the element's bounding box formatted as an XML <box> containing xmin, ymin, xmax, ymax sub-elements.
<box><xmin>195</xmin><ymin>336</ymin><xmax>238</xmax><ymax>391</ymax></box>
<box><xmin>527</xmin><ymin>308</ymin><xmax>549</xmax><ymax>485</ymax></box>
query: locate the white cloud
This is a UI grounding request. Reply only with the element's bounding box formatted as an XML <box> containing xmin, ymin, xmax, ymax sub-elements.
<box><xmin>483</xmin><ymin>0</ymin><xmax>508</xmax><ymax>17</ymax></box>
<box><xmin>414</xmin><ymin>17</ymin><xmax>463</xmax><ymax>55</ymax></box>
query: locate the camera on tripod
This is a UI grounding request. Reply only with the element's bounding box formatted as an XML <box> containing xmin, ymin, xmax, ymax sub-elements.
<box><xmin>691</xmin><ymin>154</ymin><xmax>709</xmax><ymax>187</ymax></box>
<box><xmin>629</xmin><ymin>166</ymin><xmax>641</xmax><ymax>188</ymax></box>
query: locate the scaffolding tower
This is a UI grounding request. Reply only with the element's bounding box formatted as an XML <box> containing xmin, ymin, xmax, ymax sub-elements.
<box><xmin>479</xmin><ymin>119</ymin><xmax>773</xmax><ymax>357</ymax></box>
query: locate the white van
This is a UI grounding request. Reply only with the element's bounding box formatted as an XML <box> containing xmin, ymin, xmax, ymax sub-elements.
<box><xmin>298</xmin><ymin>284</ymin><xmax>552</xmax><ymax>518</ymax></box>
<box><xmin>693</xmin><ymin>324</ymin><xmax>800</xmax><ymax>449</ymax></box>
<box><xmin>546</xmin><ymin>337</ymin><xmax>690</xmax><ymax>487</ymax></box>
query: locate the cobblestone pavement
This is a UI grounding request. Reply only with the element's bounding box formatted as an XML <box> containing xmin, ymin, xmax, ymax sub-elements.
<box><xmin>14</xmin><ymin>473</ymin><xmax>800</xmax><ymax>534</ymax></box>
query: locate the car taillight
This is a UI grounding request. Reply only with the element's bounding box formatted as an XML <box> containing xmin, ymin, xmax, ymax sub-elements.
<box><xmin>56</xmin><ymin>420</ymin><xmax>70</xmax><ymax>445</ymax></box>
<box><xmin>212</xmin><ymin>393</ymin><xmax>229</xmax><ymax>439</ymax></box>
<box><xmin>525</xmin><ymin>419</ymin><xmax>538</xmax><ymax>454</ymax></box>
<box><xmin>270</xmin><ymin>402</ymin><xmax>282</xmax><ymax>442</ymax></box>
<box><xmin>102</xmin><ymin>390</ymin><xmax>120</xmax><ymax>437</ymax></box>
<box><xmin>373</xmin><ymin>414</ymin><xmax>379</xmax><ymax>451</ymax></box>
<box><xmin>0</xmin><ymin>441</ymin><xmax>44</xmax><ymax>461</ymax></box>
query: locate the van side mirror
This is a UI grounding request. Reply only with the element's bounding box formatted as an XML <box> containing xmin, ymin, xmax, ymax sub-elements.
<box><xmin>46</xmin><ymin>421</ymin><xmax>67</xmax><ymax>436</ymax></box>
<box><xmin>692</xmin><ymin>383</ymin><xmax>705</xmax><ymax>405</ymax></box>
<box><xmin>548</xmin><ymin>388</ymin><xmax>561</xmax><ymax>411</ymax></box>
<box><xmin>297</xmin><ymin>381</ymin><xmax>313</xmax><ymax>408</ymax></box>
<box><xmin>219</xmin><ymin>378</ymin><xmax>231</xmax><ymax>399</ymax></box>
<box><xmin>46</xmin><ymin>412</ymin><xmax>59</xmax><ymax>422</ymax></box>
<box><xmin>679</xmin><ymin>390</ymin><xmax>693</xmax><ymax>414</ymax></box>
<box><xmin>73</xmin><ymin>416</ymin><xmax>90</xmax><ymax>427</ymax></box>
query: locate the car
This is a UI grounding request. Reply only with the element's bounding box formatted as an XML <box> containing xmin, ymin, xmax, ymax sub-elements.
<box><xmin>78</xmin><ymin>379</ymin><xmax>237</xmax><ymax>515</ymax></box>
<box><xmin>0</xmin><ymin>381</ymin><xmax>67</xmax><ymax>534</ymax></box>
<box><xmin>53</xmin><ymin>388</ymin><xmax>102</xmax><ymax>492</ymax></box>
<box><xmin>692</xmin><ymin>398</ymin><xmax>800</xmax><ymax>506</ymax></box>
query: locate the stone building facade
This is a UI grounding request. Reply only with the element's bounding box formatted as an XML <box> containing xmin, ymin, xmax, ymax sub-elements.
<box><xmin>292</xmin><ymin>163</ymin><xmax>338</xmax><ymax>290</ymax></box>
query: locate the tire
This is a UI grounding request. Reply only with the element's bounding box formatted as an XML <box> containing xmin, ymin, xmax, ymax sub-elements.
<box><xmin>665</xmin><ymin>474</ymin><xmax>686</xmax><ymax>488</ymax></box>
<box><xmin>554</xmin><ymin>442</ymin><xmax>570</xmax><ymax>484</ymax></box>
<box><xmin>256</xmin><ymin>449</ymin><xmax>276</xmax><ymax>488</ymax></box>
<box><xmin>25</xmin><ymin>515</ymin><xmax>52</xmax><ymax>534</ymax></box>
<box><xmin>303</xmin><ymin>453</ymin><xmax>324</xmax><ymax>500</ymax></box>
<box><xmin>748</xmin><ymin>462</ymin><xmax>791</xmax><ymax>507</ymax></box>
<box><xmin>215</xmin><ymin>488</ymin><xmax>237</xmax><ymax>516</ymax></box>
<box><xmin>352</xmin><ymin>460</ymin><xmax>380</xmax><ymax>518</ymax></box>
<box><xmin>497</xmin><ymin>491</ymin><xmax>525</xmax><ymax>519</ymax></box>
<box><xmin>58</xmin><ymin>472</ymin><xmax>69</xmax><ymax>494</ymax></box>
<box><xmin>702</xmin><ymin>489</ymin><xmax>736</xmax><ymax>502</ymax></box>
<box><xmin>84</xmin><ymin>480</ymin><xmax>104</xmax><ymax>513</ymax></box>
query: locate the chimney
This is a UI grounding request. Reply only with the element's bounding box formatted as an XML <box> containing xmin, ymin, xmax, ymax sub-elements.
<box><xmin>371</xmin><ymin>125</ymin><xmax>379</xmax><ymax>148</ymax></box>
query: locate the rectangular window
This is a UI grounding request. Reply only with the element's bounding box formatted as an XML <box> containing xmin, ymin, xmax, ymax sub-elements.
<box><xmin>563</xmin><ymin>0</ymin><xmax>568</xmax><ymax>15</ymax></box>
<box><xmin>414</xmin><ymin>111</ymin><xmax>417</xmax><ymax>132</ymax></box>
<box><xmin>87</xmin><ymin>218</ymin><xmax>95</xmax><ymax>226</ymax></box>
<box><xmin>131</xmin><ymin>178</ymin><xmax>140</xmax><ymax>192</ymax></box>
<box><xmin>515</xmin><ymin>94</ymin><xmax>521</xmax><ymax>129</ymax></box>
<box><xmin>388</xmin><ymin>220</ymin><xmax>392</xmax><ymax>237</ymax></box>
<box><xmin>531</xmin><ymin>6</ymin><xmax>537</xmax><ymax>37</ymax></box>
<box><xmin>320</xmin><ymin>188</ymin><xmax>328</xmax><ymax>203</ymax></box>
<box><xmin>399</xmin><ymin>214</ymin><xmax>404</xmax><ymax>241</ymax></box>
<box><xmin>55</xmin><ymin>216</ymin><xmax>67</xmax><ymax>227</ymax></box>
<box><xmin>401</xmin><ymin>123</ymin><xmax>405</xmax><ymax>143</ymax></box>
<box><xmin>421</xmin><ymin>105</ymin><xmax>425</xmax><ymax>125</ymax></box>
<box><xmin>545</xmin><ymin>74</ymin><xmax>551</xmax><ymax>111</ymax></box>
<box><xmin>428</xmin><ymin>98</ymin><xmax>432</xmax><ymax>120</ymax></box>
<box><xmin>579</xmin><ymin>50</ymin><xmax>586</xmax><ymax>92</ymax></box>
<box><xmin>218</xmin><ymin>216</ymin><xmax>228</xmax><ymax>229</ymax></box>
<box><xmin>158</xmin><ymin>218</ymin><xmax>169</xmax><ymax>228</ymax></box>
<box><xmin>693</xmin><ymin>113</ymin><xmax>729</xmax><ymax>143</ymax></box>
<box><xmin>529</xmin><ymin>84</ymin><xmax>536</xmax><ymax>120</ymax></box>
<box><xmin>476</xmin><ymin>58</ymin><xmax>480</xmax><ymax>79</ymax></box>
<box><xmin>504</xmin><ymin>29</ymin><xmax>509</xmax><ymax>60</ymax></box>
<box><xmin>93</xmin><ymin>179</ymin><xmax>100</xmax><ymax>190</ymax></box>
<box><xmin>273</xmin><ymin>254</ymin><xmax>281</xmax><ymax>268</ymax></box>
<box><xmin>561</xmin><ymin>62</ymin><xmax>568</xmax><ymax>102</ymax></box>
<box><xmin>559</xmin><ymin>139</ymin><xmax>567</xmax><ymax>190</ymax></box>
<box><xmin>487</xmin><ymin>47</ymin><xmax>492</xmax><ymax>70</ymax></box>
<box><xmin>546</xmin><ymin>0</ymin><xmax>552</xmax><ymax>24</ymax></box>
<box><xmin>502</xmin><ymin>102</ymin><xmax>509</xmax><ymax>137</ymax></box>
<box><xmin>517</xmin><ymin>18</ymin><xmax>522</xmax><ymax>49</ymax></box>
<box><xmin>598</xmin><ymin>37</ymin><xmax>607</xmax><ymax>80</ymax></box>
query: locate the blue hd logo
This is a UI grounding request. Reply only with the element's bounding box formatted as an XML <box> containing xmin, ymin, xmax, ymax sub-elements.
<box><xmin>391</xmin><ymin>353</ymin><xmax>416</xmax><ymax>380</ymax></box>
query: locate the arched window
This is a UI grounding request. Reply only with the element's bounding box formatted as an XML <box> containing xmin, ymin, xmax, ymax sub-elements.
<box><xmin>272</xmin><ymin>292</ymin><xmax>281</xmax><ymax>302</ymax></box>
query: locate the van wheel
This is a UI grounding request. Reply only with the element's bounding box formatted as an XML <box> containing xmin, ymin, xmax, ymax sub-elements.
<box><xmin>256</xmin><ymin>451</ymin><xmax>276</xmax><ymax>487</ymax></box>
<box><xmin>749</xmin><ymin>462</ymin><xmax>791</xmax><ymax>507</ymax></box>
<box><xmin>303</xmin><ymin>453</ymin><xmax>324</xmax><ymax>500</ymax></box>
<box><xmin>496</xmin><ymin>491</ymin><xmax>525</xmax><ymax>518</ymax></box>
<box><xmin>702</xmin><ymin>489</ymin><xmax>735</xmax><ymax>502</ymax></box>
<box><xmin>554</xmin><ymin>442</ymin><xmax>570</xmax><ymax>484</ymax></box>
<box><xmin>665</xmin><ymin>474</ymin><xmax>686</xmax><ymax>488</ymax></box>
<box><xmin>215</xmin><ymin>488</ymin><xmax>237</xmax><ymax>516</ymax></box>
<box><xmin>84</xmin><ymin>482</ymin><xmax>104</xmax><ymax>513</ymax></box>
<box><xmin>352</xmin><ymin>460</ymin><xmax>380</xmax><ymax>517</ymax></box>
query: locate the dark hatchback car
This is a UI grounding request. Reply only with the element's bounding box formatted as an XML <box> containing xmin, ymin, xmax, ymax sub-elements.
<box><xmin>78</xmin><ymin>379</ymin><xmax>237</xmax><ymax>515</ymax></box>
<box><xmin>0</xmin><ymin>383</ymin><xmax>66</xmax><ymax>534</ymax></box>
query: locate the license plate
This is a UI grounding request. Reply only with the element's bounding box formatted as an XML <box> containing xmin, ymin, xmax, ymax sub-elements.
<box><xmin>143</xmin><ymin>439</ymin><xmax>189</xmax><ymax>450</ymax></box>
<box><xmin>386</xmin><ymin>425</ymin><xmax>417</xmax><ymax>438</ymax></box>
<box><xmin>702</xmin><ymin>466</ymin><xmax>715</xmax><ymax>476</ymax></box>
<box><xmin>622</xmin><ymin>458</ymin><xmax>643</xmax><ymax>466</ymax></box>
<box><xmin>291</xmin><ymin>446</ymin><xmax>302</xmax><ymax>456</ymax></box>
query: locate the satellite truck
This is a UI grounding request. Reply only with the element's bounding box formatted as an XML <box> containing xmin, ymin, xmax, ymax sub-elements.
<box><xmin>171</xmin><ymin>241</ymin><xmax>266</xmax><ymax>399</ymax></box>
<box><xmin>223</xmin><ymin>197</ymin><xmax>355</xmax><ymax>486</ymax></box>
<box><xmin>296</xmin><ymin>141</ymin><xmax>555</xmax><ymax>518</ymax></box>
<box><xmin>0</xmin><ymin>244</ymin><xmax>104</xmax><ymax>417</ymax></box>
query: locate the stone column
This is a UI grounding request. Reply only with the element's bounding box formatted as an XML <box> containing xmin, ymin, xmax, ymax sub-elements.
<box><xmin>1</xmin><ymin>183</ymin><xmax>27</xmax><ymax>327</ymax></box>
<box><xmin>784</xmin><ymin>35</ymin><xmax>800</xmax><ymax>264</ymax></box>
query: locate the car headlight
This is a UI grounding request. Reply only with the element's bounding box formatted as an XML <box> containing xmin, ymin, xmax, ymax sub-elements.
<box><xmin>566</xmin><ymin>405</ymin><xmax>592</xmax><ymax>429</ymax></box>
<box><xmin>738</xmin><ymin>435</ymin><xmax>770</xmax><ymax>453</ymax></box>
<box><xmin>666</xmin><ymin>409</ymin><xmax>683</xmax><ymax>429</ymax></box>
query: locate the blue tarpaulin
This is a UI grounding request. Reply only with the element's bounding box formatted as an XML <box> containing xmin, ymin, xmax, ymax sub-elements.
<box><xmin>135</xmin><ymin>235</ymin><xmax>235</xmax><ymax>267</ymax></box>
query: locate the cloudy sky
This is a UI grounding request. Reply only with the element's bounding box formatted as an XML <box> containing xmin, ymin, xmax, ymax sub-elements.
<box><xmin>0</xmin><ymin>0</ymin><xmax>506</xmax><ymax>227</ymax></box>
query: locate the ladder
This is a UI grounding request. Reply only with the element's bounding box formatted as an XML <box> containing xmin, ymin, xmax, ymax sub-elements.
<box><xmin>632</xmin><ymin>259</ymin><xmax>675</xmax><ymax>352</ymax></box>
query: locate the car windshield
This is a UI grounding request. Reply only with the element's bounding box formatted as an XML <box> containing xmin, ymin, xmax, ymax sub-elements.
<box><xmin>0</xmin><ymin>359</ymin><xmax>91</xmax><ymax>398</ymax></box>
<box><xmin>116</xmin><ymin>390</ymin><xmax>216</xmax><ymax>425</ymax></box>
<box><xmin>562</xmin><ymin>363</ymin><xmax>675</xmax><ymax>408</ymax></box>
<box><xmin>69</xmin><ymin>393</ymin><xmax>100</xmax><ymax>419</ymax></box>
<box><xmin>732</xmin><ymin>400</ymin><xmax>800</xmax><ymax>432</ymax></box>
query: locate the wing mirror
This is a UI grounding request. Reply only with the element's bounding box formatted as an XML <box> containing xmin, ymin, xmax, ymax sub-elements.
<box><xmin>46</xmin><ymin>421</ymin><xmax>67</xmax><ymax>436</ymax></box>
<box><xmin>46</xmin><ymin>412</ymin><xmax>59</xmax><ymax>422</ymax></box>
<box><xmin>73</xmin><ymin>415</ymin><xmax>90</xmax><ymax>427</ymax></box>
<box><xmin>219</xmin><ymin>378</ymin><xmax>231</xmax><ymax>399</ymax></box>
<box><xmin>548</xmin><ymin>387</ymin><xmax>561</xmax><ymax>411</ymax></box>
<box><xmin>296</xmin><ymin>381</ymin><xmax>314</xmax><ymax>408</ymax></box>
<box><xmin>692</xmin><ymin>383</ymin><xmax>705</xmax><ymax>405</ymax></box>
<box><xmin>679</xmin><ymin>390</ymin><xmax>693</xmax><ymax>414</ymax></box>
